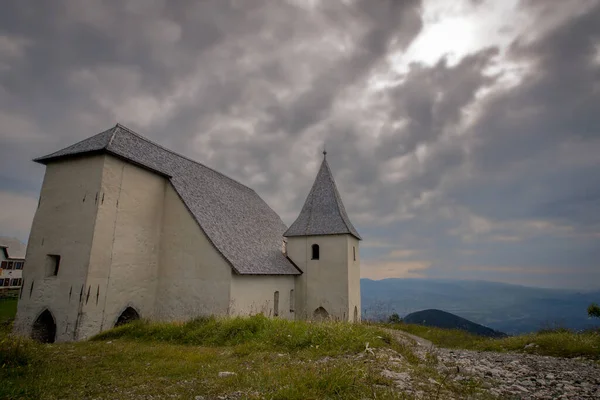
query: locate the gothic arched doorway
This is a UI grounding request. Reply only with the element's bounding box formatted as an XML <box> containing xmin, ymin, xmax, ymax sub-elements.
<box><xmin>115</xmin><ymin>307</ymin><xmax>140</xmax><ymax>327</ymax></box>
<box><xmin>313</xmin><ymin>306</ymin><xmax>329</xmax><ymax>320</ymax></box>
<box><xmin>31</xmin><ymin>309</ymin><xmax>56</xmax><ymax>343</ymax></box>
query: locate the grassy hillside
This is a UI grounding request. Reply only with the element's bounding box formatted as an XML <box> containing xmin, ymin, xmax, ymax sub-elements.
<box><xmin>387</xmin><ymin>322</ymin><xmax>600</xmax><ymax>359</ymax></box>
<box><xmin>2</xmin><ymin>299</ymin><xmax>598</xmax><ymax>399</ymax></box>
<box><xmin>3</xmin><ymin>316</ymin><xmax>487</xmax><ymax>400</ymax></box>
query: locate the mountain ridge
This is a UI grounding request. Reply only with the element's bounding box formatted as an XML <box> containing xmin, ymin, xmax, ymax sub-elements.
<box><xmin>403</xmin><ymin>309</ymin><xmax>508</xmax><ymax>338</ymax></box>
<box><xmin>361</xmin><ymin>278</ymin><xmax>600</xmax><ymax>334</ymax></box>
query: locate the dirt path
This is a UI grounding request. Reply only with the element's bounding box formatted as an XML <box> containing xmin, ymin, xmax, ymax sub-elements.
<box><xmin>383</xmin><ymin>328</ymin><xmax>600</xmax><ymax>399</ymax></box>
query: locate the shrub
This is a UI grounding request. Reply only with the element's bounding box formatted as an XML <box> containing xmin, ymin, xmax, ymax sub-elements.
<box><xmin>387</xmin><ymin>313</ymin><xmax>402</xmax><ymax>324</ymax></box>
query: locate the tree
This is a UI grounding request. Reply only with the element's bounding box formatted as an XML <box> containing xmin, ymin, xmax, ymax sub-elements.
<box><xmin>387</xmin><ymin>313</ymin><xmax>402</xmax><ymax>324</ymax></box>
<box><xmin>588</xmin><ymin>303</ymin><xmax>600</xmax><ymax>318</ymax></box>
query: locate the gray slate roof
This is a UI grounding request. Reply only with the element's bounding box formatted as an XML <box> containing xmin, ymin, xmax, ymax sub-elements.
<box><xmin>35</xmin><ymin>124</ymin><xmax>300</xmax><ymax>275</ymax></box>
<box><xmin>284</xmin><ymin>155</ymin><xmax>361</xmax><ymax>240</ymax></box>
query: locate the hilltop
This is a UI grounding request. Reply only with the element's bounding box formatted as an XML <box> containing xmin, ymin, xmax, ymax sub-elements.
<box><xmin>2</xmin><ymin>313</ymin><xmax>599</xmax><ymax>399</ymax></box>
<box><xmin>404</xmin><ymin>309</ymin><xmax>507</xmax><ymax>338</ymax></box>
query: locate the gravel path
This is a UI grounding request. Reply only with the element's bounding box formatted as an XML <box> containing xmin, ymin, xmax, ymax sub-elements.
<box><xmin>384</xmin><ymin>329</ymin><xmax>600</xmax><ymax>399</ymax></box>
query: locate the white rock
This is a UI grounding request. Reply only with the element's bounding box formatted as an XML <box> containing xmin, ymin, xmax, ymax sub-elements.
<box><xmin>218</xmin><ymin>371</ymin><xmax>236</xmax><ymax>378</ymax></box>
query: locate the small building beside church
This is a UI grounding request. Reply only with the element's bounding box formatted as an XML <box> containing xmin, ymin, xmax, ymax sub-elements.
<box><xmin>0</xmin><ymin>237</ymin><xmax>26</xmax><ymax>289</ymax></box>
<box><xmin>13</xmin><ymin>124</ymin><xmax>361</xmax><ymax>342</ymax></box>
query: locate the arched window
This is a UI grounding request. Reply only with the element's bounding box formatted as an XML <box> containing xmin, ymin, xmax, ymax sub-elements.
<box><xmin>290</xmin><ymin>289</ymin><xmax>295</xmax><ymax>312</ymax></box>
<box><xmin>311</xmin><ymin>244</ymin><xmax>320</xmax><ymax>260</ymax></box>
<box><xmin>273</xmin><ymin>291</ymin><xmax>280</xmax><ymax>317</ymax></box>
<box><xmin>313</xmin><ymin>306</ymin><xmax>329</xmax><ymax>320</ymax></box>
<box><xmin>115</xmin><ymin>306</ymin><xmax>140</xmax><ymax>327</ymax></box>
<box><xmin>32</xmin><ymin>309</ymin><xmax>56</xmax><ymax>343</ymax></box>
<box><xmin>354</xmin><ymin>306</ymin><xmax>358</xmax><ymax>322</ymax></box>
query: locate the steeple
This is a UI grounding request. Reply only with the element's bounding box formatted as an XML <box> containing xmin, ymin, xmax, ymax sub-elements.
<box><xmin>284</xmin><ymin>154</ymin><xmax>361</xmax><ymax>240</ymax></box>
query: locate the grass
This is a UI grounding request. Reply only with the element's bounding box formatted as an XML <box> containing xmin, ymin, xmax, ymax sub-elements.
<box><xmin>0</xmin><ymin>315</ymin><xmax>494</xmax><ymax>399</ymax></box>
<box><xmin>93</xmin><ymin>314</ymin><xmax>395</xmax><ymax>356</ymax></box>
<box><xmin>0</xmin><ymin>297</ymin><xmax>18</xmax><ymax>323</ymax></box>
<box><xmin>12</xmin><ymin>312</ymin><xmax>587</xmax><ymax>398</ymax></box>
<box><xmin>387</xmin><ymin>322</ymin><xmax>600</xmax><ymax>359</ymax></box>
<box><xmin>1</xmin><ymin>339</ymin><xmax>398</xmax><ymax>400</ymax></box>
<box><xmin>0</xmin><ymin>316</ymin><xmax>410</xmax><ymax>399</ymax></box>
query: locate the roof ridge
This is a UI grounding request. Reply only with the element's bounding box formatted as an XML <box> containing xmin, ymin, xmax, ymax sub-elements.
<box><xmin>33</xmin><ymin>126</ymin><xmax>115</xmax><ymax>162</ymax></box>
<box><xmin>325</xmin><ymin>159</ymin><xmax>359</xmax><ymax>236</ymax></box>
<box><xmin>114</xmin><ymin>123</ymin><xmax>254</xmax><ymax>192</ymax></box>
<box><xmin>324</xmin><ymin>159</ymin><xmax>351</xmax><ymax>233</ymax></box>
<box><xmin>108</xmin><ymin>124</ymin><xmax>120</xmax><ymax>146</ymax></box>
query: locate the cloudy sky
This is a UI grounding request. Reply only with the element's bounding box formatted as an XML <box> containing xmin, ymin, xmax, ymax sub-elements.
<box><xmin>1</xmin><ymin>0</ymin><xmax>599</xmax><ymax>289</ymax></box>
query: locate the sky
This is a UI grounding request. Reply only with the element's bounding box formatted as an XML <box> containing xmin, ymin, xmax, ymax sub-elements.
<box><xmin>1</xmin><ymin>0</ymin><xmax>599</xmax><ymax>290</ymax></box>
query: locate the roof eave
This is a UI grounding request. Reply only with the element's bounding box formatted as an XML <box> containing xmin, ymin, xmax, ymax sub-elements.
<box><xmin>283</xmin><ymin>231</ymin><xmax>362</xmax><ymax>241</ymax></box>
<box><xmin>33</xmin><ymin>149</ymin><xmax>172</xmax><ymax>178</ymax></box>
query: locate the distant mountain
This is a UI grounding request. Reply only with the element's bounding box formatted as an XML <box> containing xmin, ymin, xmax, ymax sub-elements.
<box><xmin>404</xmin><ymin>309</ymin><xmax>507</xmax><ymax>338</ymax></box>
<box><xmin>361</xmin><ymin>278</ymin><xmax>600</xmax><ymax>335</ymax></box>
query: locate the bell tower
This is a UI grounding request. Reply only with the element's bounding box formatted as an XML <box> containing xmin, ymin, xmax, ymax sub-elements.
<box><xmin>286</xmin><ymin>151</ymin><xmax>361</xmax><ymax>321</ymax></box>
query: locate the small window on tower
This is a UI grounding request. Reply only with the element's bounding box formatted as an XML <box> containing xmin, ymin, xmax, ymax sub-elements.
<box><xmin>311</xmin><ymin>244</ymin><xmax>320</xmax><ymax>260</ymax></box>
<box><xmin>353</xmin><ymin>246</ymin><xmax>356</xmax><ymax>261</ymax></box>
<box><xmin>45</xmin><ymin>255</ymin><xmax>61</xmax><ymax>277</ymax></box>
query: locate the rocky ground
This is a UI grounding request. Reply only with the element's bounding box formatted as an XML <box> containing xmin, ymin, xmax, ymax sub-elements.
<box><xmin>382</xmin><ymin>329</ymin><xmax>600</xmax><ymax>399</ymax></box>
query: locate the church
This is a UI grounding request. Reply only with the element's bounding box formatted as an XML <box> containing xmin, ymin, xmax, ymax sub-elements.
<box><xmin>14</xmin><ymin>124</ymin><xmax>362</xmax><ymax>342</ymax></box>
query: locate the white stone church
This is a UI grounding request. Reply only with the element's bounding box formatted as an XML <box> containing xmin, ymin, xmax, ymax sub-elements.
<box><xmin>14</xmin><ymin>124</ymin><xmax>361</xmax><ymax>342</ymax></box>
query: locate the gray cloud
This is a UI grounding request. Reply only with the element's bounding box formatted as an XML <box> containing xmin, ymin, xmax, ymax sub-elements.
<box><xmin>0</xmin><ymin>0</ymin><xmax>598</xmax><ymax>289</ymax></box>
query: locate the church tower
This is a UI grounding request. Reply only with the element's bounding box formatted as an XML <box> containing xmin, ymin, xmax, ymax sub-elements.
<box><xmin>285</xmin><ymin>151</ymin><xmax>362</xmax><ymax>322</ymax></box>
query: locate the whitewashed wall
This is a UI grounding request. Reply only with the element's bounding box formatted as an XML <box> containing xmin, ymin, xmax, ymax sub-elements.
<box><xmin>76</xmin><ymin>156</ymin><xmax>166</xmax><ymax>339</ymax></box>
<box><xmin>347</xmin><ymin>236</ymin><xmax>361</xmax><ymax>322</ymax></box>
<box><xmin>154</xmin><ymin>184</ymin><xmax>232</xmax><ymax>321</ymax></box>
<box><xmin>230</xmin><ymin>274</ymin><xmax>295</xmax><ymax>319</ymax></box>
<box><xmin>14</xmin><ymin>155</ymin><xmax>105</xmax><ymax>342</ymax></box>
<box><xmin>288</xmin><ymin>234</ymin><xmax>358</xmax><ymax>321</ymax></box>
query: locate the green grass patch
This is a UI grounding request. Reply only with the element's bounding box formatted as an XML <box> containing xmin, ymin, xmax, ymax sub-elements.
<box><xmin>388</xmin><ymin>322</ymin><xmax>600</xmax><ymax>359</ymax></box>
<box><xmin>0</xmin><ymin>298</ymin><xmax>18</xmax><ymax>323</ymax></box>
<box><xmin>0</xmin><ymin>335</ymin><xmax>39</xmax><ymax>369</ymax></box>
<box><xmin>93</xmin><ymin>314</ymin><xmax>394</xmax><ymax>356</ymax></box>
<box><xmin>0</xmin><ymin>332</ymin><xmax>400</xmax><ymax>400</ymax></box>
<box><xmin>0</xmin><ymin>317</ymin><xmax>497</xmax><ymax>399</ymax></box>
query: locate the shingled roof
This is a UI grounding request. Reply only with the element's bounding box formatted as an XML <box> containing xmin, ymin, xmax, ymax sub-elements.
<box><xmin>35</xmin><ymin>124</ymin><xmax>301</xmax><ymax>275</ymax></box>
<box><xmin>284</xmin><ymin>153</ymin><xmax>361</xmax><ymax>240</ymax></box>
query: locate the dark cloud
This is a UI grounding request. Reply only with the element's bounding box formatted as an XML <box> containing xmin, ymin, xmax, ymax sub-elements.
<box><xmin>0</xmin><ymin>0</ymin><xmax>598</xmax><ymax>289</ymax></box>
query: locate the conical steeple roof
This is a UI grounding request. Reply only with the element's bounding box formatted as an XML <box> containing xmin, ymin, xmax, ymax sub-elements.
<box><xmin>284</xmin><ymin>153</ymin><xmax>361</xmax><ymax>240</ymax></box>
